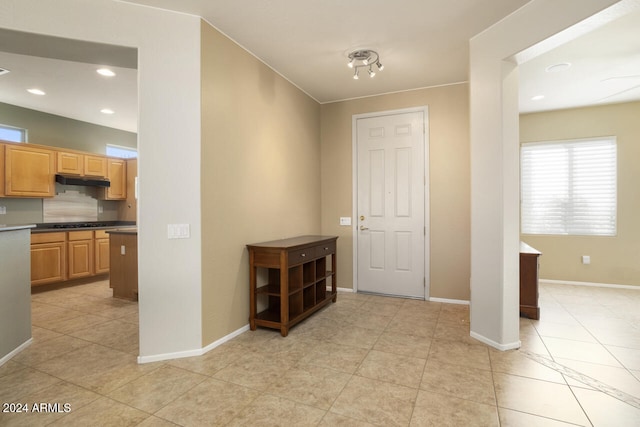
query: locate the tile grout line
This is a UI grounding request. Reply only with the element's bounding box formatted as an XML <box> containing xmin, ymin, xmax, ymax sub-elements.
<box><xmin>521</xmin><ymin>350</ymin><xmax>640</xmax><ymax>410</ymax></box>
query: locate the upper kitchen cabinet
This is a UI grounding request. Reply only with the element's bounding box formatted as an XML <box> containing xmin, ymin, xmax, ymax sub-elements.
<box><xmin>2</xmin><ymin>143</ymin><xmax>55</xmax><ymax>197</ymax></box>
<box><xmin>103</xmin><ymin>158</ymin><xmax>126</xmax><ymax>200</ymax></box>
<box><xmin>57</xmin><ymin>151</ymin><xmax>109</xmax><ymax>178</ymax></box>
<box><xmin>56</xmin><ymin>151</ymin><xmax>84</xmax><ymax>175</ymax></box>
<box><xmin>84</xmin><ymin>155</ymin><xmax>108</xmax><ymax>177</ymax></box>
<box><xmin>0</xmin><ymin>144</ymin><xmax>5</xmax><ymax>195</ymax></box>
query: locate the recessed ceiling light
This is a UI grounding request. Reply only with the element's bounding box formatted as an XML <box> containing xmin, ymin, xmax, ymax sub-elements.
<box><xmin>531</xmin><ymin>95</ymin><xmax>545</xmax><ymax>101</ymax></box>
<box><xmin>100</xmin><ymin>108</ymin><xmax>115</xmax><ymax>115</ymax></box>
<box><xmin>545</xmin><ymin>62</ymin><xmax>571</xmax><ymax>73</ymax></box>
<box><xmin>97</xmin><ymin>68</ymin><xmax>116</xmax><ymax>77</ymax></box>
<box><xmin>27</xmin><ymin>88</ymin><xmax>46</xmax><ymax>95</ymax></box>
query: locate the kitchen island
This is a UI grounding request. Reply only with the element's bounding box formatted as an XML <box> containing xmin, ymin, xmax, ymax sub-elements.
<box><xmin>106</xmin><ymin>228</ymin><xmax>138</xmax><ymax>301</ymax></box>
<box><xmin>0</xmin><ymin>224</ymin><xmax>35</xmax><ymax>365</ymax></box>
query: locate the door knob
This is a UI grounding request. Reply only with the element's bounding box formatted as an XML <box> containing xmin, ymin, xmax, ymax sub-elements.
<box><xmin>359</xmin><ymin>225</ymin><xmax>369</xmax><ymax>231</ymax></box>
<box><xmin>360</xmin><ymin>215</ymin><xmax>365</xmax><ymax>221</ymax></box>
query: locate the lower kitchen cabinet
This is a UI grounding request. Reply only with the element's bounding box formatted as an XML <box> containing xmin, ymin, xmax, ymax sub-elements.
<box><xmin>67</xmin><ymin>231</ymin><xmax>94</xmax><ymax>279</ymax></box>
<box><xmin>94</xmin><ymin>230</ymin><xmax>110</xmax><ymax>274</ymax></box>
<box><xmin>30</xmin><ymin>229</ymin><xmax>115</xmax><ymax>286</ymax></box>
<box><xmin>31</xmin><ymin>232</ymin><xmax>66</xmax><ymax>286</ymax></box>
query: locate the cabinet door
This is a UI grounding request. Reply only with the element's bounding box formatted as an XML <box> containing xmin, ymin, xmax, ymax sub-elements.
<box><xmin>31</xmin><ymin>242</ymin><xmax>66</xmax><ymax>286</ymax></box>
<box><xmin>95</xmin><ymin>238</ymin><xmax>110</xmax><ymax>274</ymax></box>
<box><xmin>56</xmin><ymin>151</ymin><xmax>84</xmax><ymax>175</ymax></box>
<box><xmin>4</xmin><ymin>145</ymin><xmax>55</xmax><ymax>197</ymax></box>
<box><xmin>0</xmin><ymin>144</ymin><xmax>5</xmax><ymax>196</ymax></box>
<box><xmin>84</xmin><ymin>155</ymin><xmax>108</xmax><ymax>177</ymax></box>
<box><xmin>105</xmin><ymin>158</ymin><xmax>127</xmax><ymax>200</ymax></box>
<box><xmin>68</xmin><ymin>240</ymin><xmax>94</xmax><ymax>279</ymax></box>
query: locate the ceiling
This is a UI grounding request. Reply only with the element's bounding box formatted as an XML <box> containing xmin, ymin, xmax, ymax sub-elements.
<box><xmin>0</xmin><ymin>0</ymin><xmax>639</xmax><ymax>133</ymax></box>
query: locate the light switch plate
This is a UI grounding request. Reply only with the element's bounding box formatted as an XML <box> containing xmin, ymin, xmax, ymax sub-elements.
<box><xmin>168</xmin><ymin>224</ymin><xmax>190</xmax><ymax>239</ymax></box>
<box><xmin>0</xmin><ymin>206</ymin><xmax>6</xmax><ymax>215</ymax></box>
<box><xmin>339</xmin><ymin>217</ymin><xmax>351</xmax><ymax>226</ymax></box>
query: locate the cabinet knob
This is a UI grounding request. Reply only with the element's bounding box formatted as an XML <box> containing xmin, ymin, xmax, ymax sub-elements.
<box><xmin>324</xmin><ymin>247</ymin><xmax>329</xmax><ymax>251</ymax></box>
<box><xmin>301</xmin><ymin>253</ymin><xmax>306</xmax><ymax>257</ymax></box>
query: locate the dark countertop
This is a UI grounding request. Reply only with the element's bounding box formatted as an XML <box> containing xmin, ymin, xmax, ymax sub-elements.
<box><xmin>31</xmin><ymin>221</ymin><xmax>136</xmax><ymax>233</ymax></box>
<box><xmin>105</xmin><ymin>228</ymin><xmax>138</xmax><ymax>235</ymax></box>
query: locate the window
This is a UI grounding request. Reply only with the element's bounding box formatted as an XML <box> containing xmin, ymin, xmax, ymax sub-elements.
<box><xmin>521</xmin><ymin>137</ymin><xmax>617</xmax><ymax>236</ymax></box>
<box><xmin>106</xmin><ymin>144</ymin><xmax>137</xmax><ymax>159</ymax></box>
<box><xmin>0</xmin><ymin>124</ymin><xmax>27</xmax><ymax>142</ymax></box>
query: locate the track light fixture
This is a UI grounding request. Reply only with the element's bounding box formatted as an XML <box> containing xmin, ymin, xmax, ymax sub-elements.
<box><xmin>347</xmin><ymin>49</ymin><xmax>383</xmax><ymax>79</ymax></box>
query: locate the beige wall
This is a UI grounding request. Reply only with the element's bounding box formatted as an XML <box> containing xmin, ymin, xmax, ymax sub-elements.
<box><xmin>520</xmin><ymin>101</ymin><xmax>640</xmax><ymax>287</ymax></box>
<box><xmin>320</xmin><ymin>83</ymin><xmax>470</xmax><ymax>300</ymax></box>
<box><xmin>200</xmin><ymin>22</ymin><xmax>322</xmax><ymax>345</ymax></box>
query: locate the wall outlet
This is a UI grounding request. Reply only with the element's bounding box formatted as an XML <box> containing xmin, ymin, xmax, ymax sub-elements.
<box><xmin>0</xmin><ymin>206</ymin><xmax>6</xmax><ymax>215</ymax></box>
<box><xmin>582</xmin><ymin>255</ymin><xmax>591</xmax><ymax>265</ymax></box>
<box><xmin>339</xmin><ymin>217</ymin><xmax>351</xmax><ymax>226</ymax></box>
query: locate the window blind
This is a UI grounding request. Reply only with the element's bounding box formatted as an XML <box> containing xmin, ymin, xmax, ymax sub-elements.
<box><xmin>521</xmin><ymin>137</ymin><xmax>617</xmax><ymax>236</ymax></box>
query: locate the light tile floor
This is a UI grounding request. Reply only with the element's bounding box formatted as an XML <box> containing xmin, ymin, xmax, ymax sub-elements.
<box><xmin>1</xmin><ymin>280</ymin><xmax>640</xmax><ymax>426</ymax></box>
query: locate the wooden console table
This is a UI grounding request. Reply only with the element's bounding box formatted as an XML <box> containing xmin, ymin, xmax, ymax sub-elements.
<box><xmin>247</xmin><ymin>235</ymin><xmax>337</xmax><ymax>336</ymax></box>
<box><xmin>520</xmin><ymin>242</ymin><xmax>541</xmax><ymax>320</ymax></box>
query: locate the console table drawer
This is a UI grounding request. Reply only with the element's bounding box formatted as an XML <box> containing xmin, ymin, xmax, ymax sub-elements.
<box><xmin>314</xmin><ymin>241</ymin><xmax>336</xmax><ymax>258</ymax></box>
<box><xmin>289</xmin><ymin>247</ymin><xmax>313</xmax><ymax>266</ymax></box>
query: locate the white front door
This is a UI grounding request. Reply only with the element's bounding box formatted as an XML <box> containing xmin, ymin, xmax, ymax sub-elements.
<box><xmin>356</xmin><ymin>109</ymin><xmax>427</xmax><ymax>298</ymax></box>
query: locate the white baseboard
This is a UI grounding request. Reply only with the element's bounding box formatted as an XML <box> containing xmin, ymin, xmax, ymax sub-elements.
<box><xmin>336</xmin><ymin>287</ymin><xmax>354</xmax><ymax>293</ymax></box>
<box><xmin>429</xmin><ymin>297</ymin><xmax>470</xmax><ymax>305</ymax></box>
<box><xmin>201</xmin><ymin>324</ymin><xmax>250</xmax><ymax>353</ymax></box>
<box><xmin>0</xmin><ymin>338</ymin><xmax>32</xmax><ymax>367</ymax></box>
<box><xmin>470</xmin><ymin>331</ymin><xmax>520</xmax><ymax>351</ymax></box>
<box><xmin>137</xmin><ymin>324</ymin><xmax>250</xmax><ymax>364</ymax></box>
<box><xmin>540</xmin><ymin>279</ymin><xmax>640</xmax><ymax>290</ymax></box>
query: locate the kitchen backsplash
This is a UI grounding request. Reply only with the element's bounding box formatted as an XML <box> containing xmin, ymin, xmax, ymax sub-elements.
<box><xmin>43</xmin><ymin>190</ymin><xmax>98</xmax><ymax>223</ymax></box>
<box><xmin>0</xmin><ymin>184</ymin><xmax>120</xmax><ymax>225</ymax></box>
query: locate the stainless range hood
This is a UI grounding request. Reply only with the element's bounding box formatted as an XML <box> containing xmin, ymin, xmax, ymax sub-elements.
<box><xmin>55</xmin><ymin>174</ymin><xmax>110</xmax><ymax>188</ymax></box>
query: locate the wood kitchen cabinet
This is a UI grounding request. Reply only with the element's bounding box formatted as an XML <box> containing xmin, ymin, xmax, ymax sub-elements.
<box><xmin>57</xmin><ymin>151</ymin><xmax>110</xmax><ymax>178</ymax></box>
<box><xmin>0</xmin><ymin>144</ymin><xmax>5</xmax><ymax>196</ymax></box>
<box><xmin>3</xmin><ymin>143</ymin><xmax>55</xmax><ymax>197</ymax></box>
<box><xmin>84</xmin><ymin>155</ymin><xmax>108</xmax><ymax>177</ymax></box>
<box><xmin>56</xmin><ymin>151</ymin><xmax>84</xmax><ymax>175</ymax></box>
<box><xmin>247</xmin><ymin>235</ymin><xmax>338</xmax><ymax>337</ymax></box>
<box><xmin>103</xmin><ymin>158</ymin><xmax>126</xmax><ymax>200</ymax></box>
<box><xmin>31</xmin><ymin>232</ymin><xmax>66</xmax><ymax>286</ymax></box>
<box><xmin>67</xmin><ymin>231</ymin><xmax>94</xmax><ymax>280</ymax></box>
<box><xmin>30</xmin><ymin>229</ymin><xmax>114</xmax><ymax>287</ymax></box>
<box><xmin>94</xmin><ymin>230</ymin><xmax>110</xmax><ymax>274</ymax></box>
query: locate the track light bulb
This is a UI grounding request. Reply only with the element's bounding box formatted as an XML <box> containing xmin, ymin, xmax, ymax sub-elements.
<box><xmin>348</xmin><ymin>59</ymin><xmax>354</xmax><ymax>68</ymax></box>
<box><xmin>368</xmin><ymin>67</ymin><xmax>376</xmax><ymax>78</ymax></box>
<box><xmin>377</xmin><ymin>61</ymin><xmax>384</xmax><ymax>71</ymax></box>
<box><xmin>353</xmin><ymin>69</ymin><xmax>359</xmax><ymax>80</ymax></box>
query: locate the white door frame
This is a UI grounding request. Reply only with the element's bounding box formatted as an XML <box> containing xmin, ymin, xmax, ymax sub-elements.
<box><xmin>352</xmin><ymin>106</ymin><xmax>430</xmax><ymax>298</ymax></box>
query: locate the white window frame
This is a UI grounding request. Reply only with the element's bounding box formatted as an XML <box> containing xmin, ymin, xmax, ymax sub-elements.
<box><xmin>106</xmin><ymin>144</ymin><xmax>137</xmax><ymax>159</ymax></box>
<box><xmin>0</xmin><ymin>124</ymin><xmax>27</xmax><ymax>143</ymax></box>
<box><xmin>520</xmin><ymin>136</ymin><xmax>617</xmax><ymax>237</ymax></box>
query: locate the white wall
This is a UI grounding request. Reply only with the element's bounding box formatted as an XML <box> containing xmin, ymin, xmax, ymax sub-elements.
<box><xmin>469</xmin><ymin>0</ymin><xmax>623</xmax><ymax>349</ymax></box>
<box><xmin>0</xmin><ymin>0</ymin><xmax>203</xmax><ymax>360</ymax></box>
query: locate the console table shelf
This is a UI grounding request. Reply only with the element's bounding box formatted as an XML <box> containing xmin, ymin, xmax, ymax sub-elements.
<box><xmin>247</xmin><ymin>235</ymin><xmax>338</xmax><ymax>336</ymax></box>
